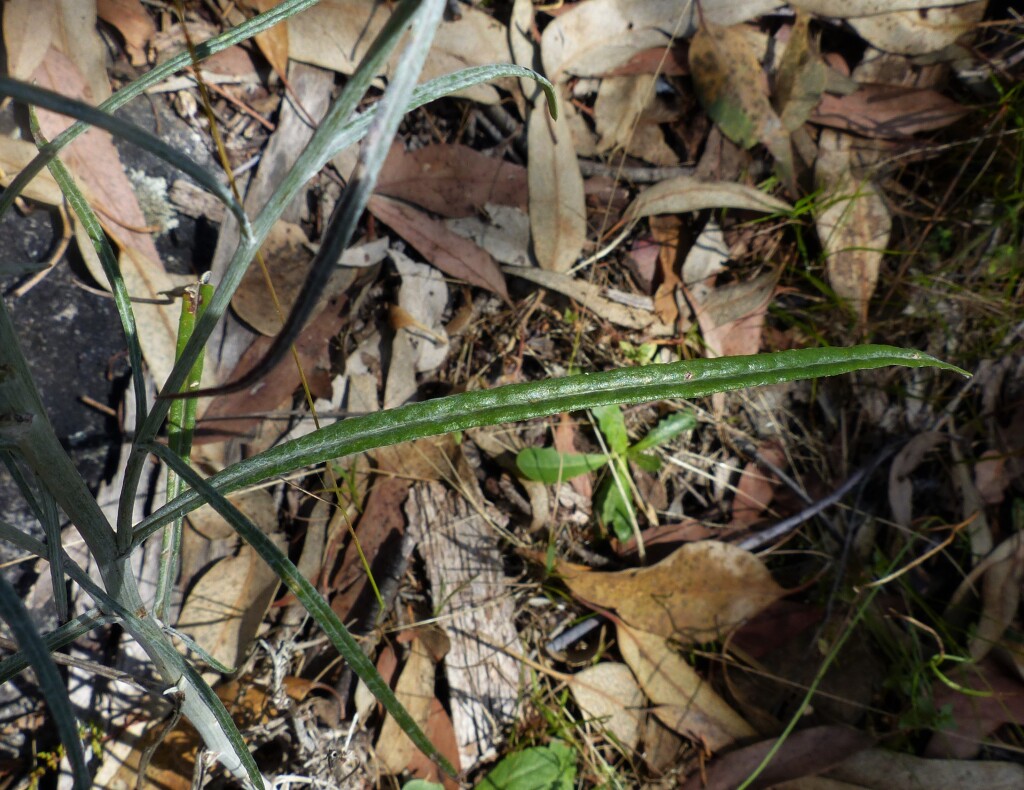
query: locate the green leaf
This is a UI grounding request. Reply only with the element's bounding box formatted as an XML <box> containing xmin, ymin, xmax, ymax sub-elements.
<box><xmin>0</xmin><ymin>574</ymin><xmax>89</xmax><ymax>790</ymax></box>
<box><xmin>598</xmin><ymin>459</ymin><xmax>635</xmax><ymax>543</ymax></box>
<box><xmin>478</xmin><ymin>741</ymin><xmax>576</xmax><ymax>790</ymax></box>
<box><xmin>402</xmin><ymin>782</ymin><xmax>444</xmax><ymax>790</ymax></box>
<box><xmin>516</xmin><ymin>447</ymin><xmax>609</xmax><ymax>483</ymax></box>
<box><xmin>630</xmin><ymin>452</ymin><xmax>662</xmax><ymax>474</ymax></box>
<box><xmin>630</xmin><ymin>411</ymin><xmax>697</xmax><ymax>453</ymax></box>
<box><xmin>592</xmin><ymin>404</ymin><xmax>629</xmax><ymax>455</ymax></box>
<box><xmin>135</xmin><ymin>346</ymin><xmax>968</xmax><ymax>544</ymax></box>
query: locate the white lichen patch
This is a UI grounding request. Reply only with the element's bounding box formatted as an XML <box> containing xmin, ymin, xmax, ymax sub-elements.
<box><xmin>128</xmin><ymin>169</ymin><xmax>179</xmax><ymax>234</ymax></box>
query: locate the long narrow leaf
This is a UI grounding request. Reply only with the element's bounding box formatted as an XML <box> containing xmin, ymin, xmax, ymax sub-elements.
<box><xmin>149</xmin><ymin>442</ymin><xmax>457</xmax><ymax>778</ymax></box>
<box><xmin>0</xmin><ymin>610</ymin><xmax>115</xmax><ymax>685</ymax></box>
<box><xmin>0</xmin><ymin>573</ymin><xmax>89</xmax><ymax>790</ymax></box>
<box><xmin>136</xmin><ymin>346</ymin><xmax>966</xmax><ymax>542</ymax></box>
<box><xmin>30</xmin><ymin>110</ymin><xmax>149</xmax><ymax>436</ymax></box>
<box><xmin>155</xmin><ymin>280</ymin><xmax>213</xmax><ymax>619</ymax></box>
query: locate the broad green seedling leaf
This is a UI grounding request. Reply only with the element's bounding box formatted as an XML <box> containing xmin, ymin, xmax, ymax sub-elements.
<box><xmin>599</xmin><ymin>457</ymin><xmax>636</xmax><ymax>543</ymax></box>
<box><xmin>478</xmin><ymin>740</ymin><xmax>577</xmax><ymax>790</ymax></box>
<box><xmin>517</xmin><ymin>447</ymin><xmax>609</xmax><ymax>483</ymax></box>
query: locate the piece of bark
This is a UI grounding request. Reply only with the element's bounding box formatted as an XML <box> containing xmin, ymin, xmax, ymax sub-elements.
<box><xmin>407</xmin><ymin>481</ymin><xmax>521</xmax><ymax>770</ymax></box>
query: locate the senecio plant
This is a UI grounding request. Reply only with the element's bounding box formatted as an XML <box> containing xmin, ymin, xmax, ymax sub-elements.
<box><xmin>0</xmin><ymin>0</ymin><xmax>967</xmax><ymax>787</ymax></box>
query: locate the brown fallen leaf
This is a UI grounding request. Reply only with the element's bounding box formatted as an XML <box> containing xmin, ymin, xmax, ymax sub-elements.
<box><xmin>925</xmin><ymin>659</ymin><xmax>1024</xmax><ymax>759</ymax></box>
<box><xmin>561</xmin><ymin>540</ymin><xmax>785</xmax><ymax>643</ymax></box>
<box><xmin>527</xmin><ymin>105</ymin><xmax>587</xmax><ymax>273</ymax></box>
<box><xmin>887</xmin><ymin>432</ymin><xmax>945</xmax><ymax>527</ymax></box>
<box><xmin>815</xmin><ymin>130</ymin><xmax>892</xmax><ymax>324</ymax></box>
<box><xmin>618</xmin><ymin>623</ymin><xmax>756</xmax><ymax>750</ymax></box>
<box><xmin>569</xmin><ymin>662</ymin><xmax>645</xmax><ymax>750</ymax></box>
<box><xmin>376</xmin><ymin>144</ymin><xmax>527</xmax><ymax>218</ymax></box>
<box><xmin>593</xmin><ymin>74</ymin><xmax>679</xmax><ymax>165</ymax></box>
<box><xmin>689</xmin><ymin>20</ymin><xmax>794</xmax><ymax>185</ymax></box>
<box><xmin>681</xmin><ymin>725</ymin><xmax>873</xmax><ymax>790</ymax></box>
<box><xmin>97</xmin><ymin>0</ymin><xmax>155</xmax><ymax>66</ymax></box>
<box><xmin>812</xmin><ymin>85</ymin><xmax>970</xmax><ymax>138</ymax></box>
<box><xmin>195</xmin><ymin>295</ymin><xmax>349</xmax><ymax>444</ymax></box>
<box><xmin>237</xmin><ymin>0</ymin><xmax>289</xmax><ymax>78</ymax></box>
<box><xmin>831</xmin><ymin>748</ymin><xmax>1024</xmax><ymax>789</ymax></box>
<box><xmin>624</xmin><ymin>175</ymin><xmax>791</xmax><ymax>223</ymax></box>
<box><xmin>377</xmin><ymin>633</ymin><xmax>438</xmax><ymax>775</ymax></box>
<box><xmin>405</xmin><ymin>697</ymin><xmax>462</xmax><ymax>789</ymax></box>
<box><xmin>730</xmin><ymin>443</ymin><xmax>785</xmax><ymax>527</ymax></box>
<box><xmin>368</xmin><ymin>195</ymin><xmax>509</xmax><ymax>299</ymax></box>
<box><xmin>286</xmin><ymin>1</ymin><xmax>510</xmax><ymax>105</ymax></box>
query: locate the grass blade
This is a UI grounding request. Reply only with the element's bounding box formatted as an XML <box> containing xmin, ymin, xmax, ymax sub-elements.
<box><xmin>154</xmin><ymin>280</ymin><xmax>213</xmax><ymax>620</ymax></box>
<box><xmin>0</xmin><ymin>610</ymin><xmax>115</xmax><ymax>685</ymax></box>
<box><xmin>0</xmin><ymin>573</ymin><xmax>89</xmax><ymax>789</ymax></box>
<box><xmin>149</xmin><ymin>442</ymin><xmax>457</xmax><ymax>777</ymax></box>
<box><xmin>136</xmin><ymin>345</ymin><xmax>967</xmax><ymax>542</ymax></box>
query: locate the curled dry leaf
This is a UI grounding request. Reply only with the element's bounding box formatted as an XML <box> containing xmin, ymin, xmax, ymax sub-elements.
<box><xmin>833</xmin><ymin>748</ymin><xmax>1024</xmax><ymax>790</ymax></box>
<box><xmin>624</xmin><ymin>175</ymin><xmax>791</xmax><ymax>223</ymax></box>
<box><xmin>561</xmin><ymin>540</ymin><xmax>785</xmax><ymax>643</ymax></box>
<box><xmin>617</xmin><ymin>623</ymin><xmax>756</xmax><ymax>750</ymax></box>
<box><xmin>593</xmin><ymin>74</ymin><xmax>678</xmax><ymax>165</ymax></box>
<box><xmin>848</xmin><ymin>2</ymin><xmax>986</xmax><ymax>55</ymax></box>
<box><xmin>568</xmin><ymin>662</ymin><xmax>644</xmax><ymax>750</ymax></box>
<box><xmin>887</xmin><ymin>431</ymin><xmax>945</xmax><ymax>527</ymax></box>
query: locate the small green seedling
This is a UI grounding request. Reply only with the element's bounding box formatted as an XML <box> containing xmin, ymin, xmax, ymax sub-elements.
<box><xmin>516</xmin><ymin>406</ymin><xmax>695</xmax><ymax>542</ymax></box>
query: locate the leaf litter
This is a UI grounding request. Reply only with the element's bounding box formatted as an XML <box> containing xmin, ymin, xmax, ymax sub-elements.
<box><xmin>1</xmin><ymin>0</ymin><xmax>1022</xmax><ymax>787</ymax></box>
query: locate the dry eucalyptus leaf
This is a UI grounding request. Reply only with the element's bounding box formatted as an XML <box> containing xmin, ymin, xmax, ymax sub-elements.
<box><xmin>618</xmin><ymin>623</ymin><xmax>756</xmax><ymax>750</ymax></box>
<box><xmin>231</xmin><ymin>221</ymin><xmax>327</xmax><ymax>337</ymax></box>
<box><xmin>848</xmin><ymin>2</ymin><xmax>986</xmax><ymax>56</ymax></box>
<box><xmin>97</xmin><ymin>0</ymin><xmax>156</xmax><ymax>66</ymax></box>
<box><xmin>562</xmin><ymin>541</ymin><xmax>785</xmax><ymax>643</ymax></box>
<box><xmin>237</xmin><ymin>0</ymin><xmax>289</xmax><ymax>76</ymax></box>
<box><xmin>503</xmin><ymin>265</ymin><xmax>674</xmax><ymax>334</ymax></box>
<box><xmin>446</xmin><ymin>204</ymin><xmax>532</xmax><ymax>268</ymax></box>
<box><xmin>527</xmin><ymin>107</ymin><xmax>587</xmax><ymax>273</ymax></box>
<box><xmin>773</xmin><ymin>13</ymin><xmax>829</xmax><ymax>134</ymax></box>
<box><xmin>176</xmin><ymin>542</ymin><xmax>282</xmax><ymax>674</ymax></box>
<box><xmin>815</xmin><ymin>131</ymin><xmax>892</xmax><ymax>323</ymax></box>
<box><xmin>624</xmin><ymin>176</ymin><xmax>791</xmax><ymax>223</ymax></box>
<box><xmin>540</xmin><ymin>0</ymin><xmax>776</xmax><ymax>81</ymax></box>
<box><xmin>376</xmin><ymin>635</ymin><xmax>437</xmax><ymax>775</ymax></box>
<box><xmin>368</xmin><ymin>195</ymin><xmax>508</xmax><ymax>298</ymax></box>
<box><xmin>569</xmin><ymin>662</ymin><xmax>645</xmax><ymax>750</ymax></box>
<box><xmin>287</xmin><ymin>1</ymin><xmax>509</xmax><ymax>105</ymax></box>
<box><xmin>376</xmin><ymin>144</ymin><xmax>527</xmax><ymax>218</ymax></box>
<box><xmin>789</xmin><ymin>0</ymin><xmax>971</xmax><ymax>19</ymax></box>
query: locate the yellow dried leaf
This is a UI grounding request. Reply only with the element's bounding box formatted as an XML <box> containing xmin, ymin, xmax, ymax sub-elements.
<box><xmin>561</xmin><ymin>540</ymin><xmax>785</xmax><ymax>643</ymax></box>
<box><xmin>618</xmin><ymin>623</ymin><xmax>756</xmax><ymax>750</ymax></box>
